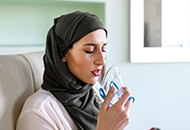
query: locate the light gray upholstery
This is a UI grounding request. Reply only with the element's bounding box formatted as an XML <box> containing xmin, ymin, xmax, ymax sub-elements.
<box><xmin>0</xmin><ymin>51</ymin><xmax>44</xmax><ymax>130</ymax></box>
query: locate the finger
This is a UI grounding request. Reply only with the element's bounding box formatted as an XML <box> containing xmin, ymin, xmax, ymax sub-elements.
<box><xmin>128</xmin><ymin>96</ymin><xmax>135</xmax><ymax>103</ymax></box>
<box><xmin>115</xmin><ymin>87</ymin><xmax>130</xmax><ymax>106</ymax></box>
<box><xmin>100</xmin><ymin>86</ymin><xmax>115</xmax><ymax>111</ymax></box>
<box><xmin>124</xmin><ymin>96</ymin><xmax>133</xmax><ymax>110</ymax></box>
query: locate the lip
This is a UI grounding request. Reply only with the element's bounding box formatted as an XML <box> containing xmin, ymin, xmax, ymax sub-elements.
<box><xmin>91</xmin><ymin>69</ymin><xmax>101</xmax><ymax>76</ymax></box>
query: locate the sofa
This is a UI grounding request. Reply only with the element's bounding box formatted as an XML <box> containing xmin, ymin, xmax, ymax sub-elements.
<box><xmin>0</xmin><ymin>51</ymin><xmax>45</xmax><ymax>130</ymax></box>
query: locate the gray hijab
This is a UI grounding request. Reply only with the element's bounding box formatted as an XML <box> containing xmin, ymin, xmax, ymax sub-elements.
<box><xmin>41</xmin><ymin>11</ymin><xmax>107</xmax><ymax>130</ymax></box>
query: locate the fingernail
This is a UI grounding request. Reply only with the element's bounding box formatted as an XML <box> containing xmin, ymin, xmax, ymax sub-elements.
<box><xmin>110</xmin><ymin>86</ymin><xmax>114</xmax><ymax>92</ymax></box>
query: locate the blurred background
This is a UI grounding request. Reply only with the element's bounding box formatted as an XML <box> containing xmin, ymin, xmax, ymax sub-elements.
<box><xmin>1</xmin><ymin>0</ymin><xmax>190</xmax><ymax>129</ymax></box>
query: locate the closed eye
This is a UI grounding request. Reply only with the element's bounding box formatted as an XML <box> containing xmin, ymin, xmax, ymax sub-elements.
<box><xmin>85</xmin><ymin>50</ymin><xmax>106</xmax><ymax>54</ymax></box>
<box><xmin>85</xmin><ymin>50</ymin><xmax>94</xmax><ymax>54</ymax></box>
<box><xmin>84</xmin><ymin>43</ymin><xmax>107</xmax><ymax>54</ymax></box>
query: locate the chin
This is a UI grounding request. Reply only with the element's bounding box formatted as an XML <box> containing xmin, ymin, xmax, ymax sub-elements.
<box><xmin>85</xmin><ymin>77</ymin><xmax>98</xmax><ymax>84</ymax></box>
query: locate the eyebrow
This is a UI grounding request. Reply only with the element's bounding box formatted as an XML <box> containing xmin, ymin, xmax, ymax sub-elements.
<box><xmin>83</xmin><ymin>43</ymin><xmax>107</xmax><ymax>46</ymax></box>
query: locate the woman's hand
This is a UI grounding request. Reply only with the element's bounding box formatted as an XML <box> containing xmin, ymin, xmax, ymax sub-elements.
<box><xmin>96</xmin><ymin>86</ymin><xmax>133</xmax><ymax>130</ymax></box>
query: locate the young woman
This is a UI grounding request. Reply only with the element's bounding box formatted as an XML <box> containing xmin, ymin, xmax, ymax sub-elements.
<box><xmin>16</xmin><ymin>11</ymin><xmax>133</xmax><ymax>130</ymax></box>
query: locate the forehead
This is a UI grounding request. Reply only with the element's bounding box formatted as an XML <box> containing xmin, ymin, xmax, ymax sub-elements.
<box><xmin>75</xmin><ymin>29</ymin><xmax>107</xmax><ymax>46</ymax></box>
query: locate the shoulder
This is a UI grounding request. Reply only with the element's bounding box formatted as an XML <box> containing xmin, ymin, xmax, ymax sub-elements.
<box><xmin>17</xmin><ymin>88</ymin><xmax>60</xmax><ymax>122</ymax></box>
<box><xmin>21</xmin><ymin>88</ymin><xmax>55</xmax><ymax>110</ymax></box>
<box><xmin>16</xmin><ymin>88</ymin><xmax>58</xmax><ymax>129</ymax></box>
<box><xmin>17</xmin><ymin>88</ymin><xmax>78</xmax><ymax>130</ymax></box>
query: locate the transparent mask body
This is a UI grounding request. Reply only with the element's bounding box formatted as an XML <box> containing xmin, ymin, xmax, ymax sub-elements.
<box><xmin>100</xmin><ymin>65</ymin><xmax>125</xmax><ymax>105</ymax></box>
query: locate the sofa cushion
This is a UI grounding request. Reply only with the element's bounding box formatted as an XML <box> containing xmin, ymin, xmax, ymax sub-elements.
<box><xmin>22</xmin><ymin>51</ymin><xmax>44</xmax><ymax>91</ymax></box>
<box><xmin>0</xmin><ymin>54</ymin><xmax>35</xmax><ymax>130</ymax></box>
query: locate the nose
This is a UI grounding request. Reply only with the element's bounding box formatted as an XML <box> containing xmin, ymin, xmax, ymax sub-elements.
<box><xmin>94</xmin><ymin>50</ymin><xmax>106</xmax><ymax>66</ymax></box>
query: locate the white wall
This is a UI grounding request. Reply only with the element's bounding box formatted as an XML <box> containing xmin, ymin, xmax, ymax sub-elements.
<box><xmin>104</xmin><ymin>0</ymin><xmax>190</xmax><ymax>129</ymax></box>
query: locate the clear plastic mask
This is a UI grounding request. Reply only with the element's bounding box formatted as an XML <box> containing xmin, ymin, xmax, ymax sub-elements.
<box><xmin>99</xmin><ymin>65</ymin><xmax>135</xmax><ymax>106</ymax></box>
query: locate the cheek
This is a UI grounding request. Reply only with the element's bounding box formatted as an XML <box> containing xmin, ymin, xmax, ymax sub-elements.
<box><xmin>73</xmin><ymin>56</ymin><xmax>93</xmax><ymax>78</ymax></box>
<box><xmin>68</xmin><ymin>53</ymin><xmax>91</xmax><ymax>71</ymax></box>
<box><xmin>80</xmin><ymin>56</ymin><xmax>92</xmax><ymax>65</ymax></box>
<box><xmin>75</xmin><ymin>60</ymin><xmax>92</xmax><ymax>74</ymax></box>
<box><xmin>74</xmin><ymin>53</ymin><xmax>93</xmax><ymax>65</ymax></box>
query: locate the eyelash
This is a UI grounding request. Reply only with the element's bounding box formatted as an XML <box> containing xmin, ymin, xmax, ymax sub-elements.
<box><xmin>85</xmin><ymin>50</ymin><xmax>106</xmax><ymax>54</ymax></box>
<box><xmin>102</xmin><ymin>50</ymin><xmax>106</xmax><ymax>53</ymax></box>
<box><xmin>85</xmin><ymin>50</ymin><xmax>94</xmax><ymax>54</ymax></box>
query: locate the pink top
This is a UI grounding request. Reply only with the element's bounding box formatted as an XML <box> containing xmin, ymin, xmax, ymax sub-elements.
<box><xmin>16</xmin><ymin>82</ymin><xmax>103</xmax><ymax>130</ymax></box>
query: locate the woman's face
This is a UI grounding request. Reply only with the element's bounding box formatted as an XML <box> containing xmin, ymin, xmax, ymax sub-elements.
<box><xmin>62</xmin><ymin>29</ymin><xmax>107</xmax><ymax>84</ymax></box>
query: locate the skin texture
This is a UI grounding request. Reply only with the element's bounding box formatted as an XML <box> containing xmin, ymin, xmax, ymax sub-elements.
<box><xmin>62</xmin><ymin>29</ymin><xmax>107</xmax><ymax>84</ymax></box>
<box><xmin>63</xmin><ymin>29</ymin><xmax>133</xmax><ymax>129</ymax></box>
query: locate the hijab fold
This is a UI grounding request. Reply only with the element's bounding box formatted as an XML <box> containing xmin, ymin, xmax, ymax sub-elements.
<box><xmin>41</xmin><ymin>11</ymin><xmax>107</xmax><ymax>130</ymax></box>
